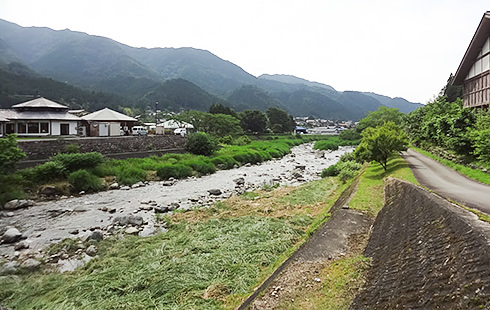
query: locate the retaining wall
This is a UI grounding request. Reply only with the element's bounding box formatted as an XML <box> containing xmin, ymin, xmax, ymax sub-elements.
<box><xmin>350</xmin><ymin>178</ymin><xmax>490</xmax><ymax>309</ymax></box>
<box><xmin>18</xmin><ymin>135</ymin><xmax>185</xmax><ymax>161</ymax></box>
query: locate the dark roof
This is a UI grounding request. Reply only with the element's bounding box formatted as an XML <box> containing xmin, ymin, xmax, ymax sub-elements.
<box><xmin>0</xmin><ymin>109</ymin><xmax>81</xmax><ymax>121</ymax></box>
<box><xmin>12</xmin><ymin>97</ymin><xmax>69</xmax><ymax>109</ymax></box>
<box><xmin>452</xmin><ymin>12</ymin><xmax>490</xmax><ymax>85</ymax></box>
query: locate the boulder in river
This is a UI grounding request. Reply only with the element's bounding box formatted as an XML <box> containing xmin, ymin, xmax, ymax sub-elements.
<box><xmin>2</xmin><ymin>227</ymin><xmax>23</xmax><ymax>244</ymax></box>
<box><xmin>4</xmin><ymin>199</ymin><xmax>34</xmax><ymax>210</ymax></box>
<box><xmin>208</xmin><ymin>189</ymin><xmax>222</xmax><ymax>196</ymax></box>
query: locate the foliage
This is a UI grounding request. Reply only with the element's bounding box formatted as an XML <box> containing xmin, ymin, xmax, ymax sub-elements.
<box><xmin>156</xmin><ymin>164</ymin><xmax>194</xmax><ymax>180</ymax></box>
<box><xmin>0</xmin><ymin>134</ymin><xmax>25</xmax><ymax>174</ymax></box>
<box><xmin>219</xmin><ymin>135</ymin><xmax>234</xmax><ymax>145</ymax></box>
<box><xmin>357</xmin><ymin>106</ymin><xmax>404</xmax><ymax>132</ymax></box>
<box><xmin>266</xmin><ymin>107</ymin><xmax>296</xmax><ymax>133</ymax></box>
<box><xmin>339</xmin><ymin>128</ymin><xmax>361</xmax><ymax>141</ymax></box>
<box><xmin>321</xmin><ymin>165</ymin><xmax>339</xmax><ymax>178</ymax></box>
<box><xmin>233</xmin><ymin>135</ymin><xmax>252</xmax><ymax>146</ymax></box>
<box><xmin>336</xmin><ymin>160</ymin><xmax>363</xmax><ymax>183</ymax></box>
<box><xmin>174</xmin><ymin>111</ymin><xmax>242</xmax><ymax>137</ymax></box>
<box><xmin>182</xmin><ymin>157</ymin><xmax>217</xmax><ymax>175</ymax></box>
<box><xmin>239</xmin><ymin>109</ymin><xmax>268</xmax><ymax>134</ymax></box>
<box><xmin>67</xmin><ymin>169</ymin><xmax>103</xmax><ymax>193</ymax></box>
<box><xmin>209</xmin><ymin>103</ymin><xmax>238</xmax><ymax>118</ymax></box>
<box><xmin>0</xmin><ymin>174</ymin><xmax>26</xmax><ymax>207</ymax></box>
<box><xmin>314</xmin><ymin>140</ymin><xmax>339</xmax><ymax>151</ymax></box>
<box><xmin>32</xmin><ymin>161</ymin><xmax>67</xmax><ymax>182</ymax></box>
<box><xmin>49</xmin><ymin>152</ymin><xmax>105</xmax><ymax>172</ymax></box>
<box><xmin>185</xmin><ymin>132</ymin><xmax>218</xmax><ymax>156</ymax></box>
<box><xmin>355</xmin><ymin>122</ymin><xmax>409</xmax><ymax>171</ymax></box>
<box><xmin>115</xmin><ymin>165</ymin><xmax>148</xmax><ymax>185</ymax></box>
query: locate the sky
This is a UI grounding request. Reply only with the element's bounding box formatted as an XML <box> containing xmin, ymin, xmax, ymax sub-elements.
<box><xmin>0</xmin><ymin>0</ymin><xmax>488</xmax><ymax>104</ymax></box>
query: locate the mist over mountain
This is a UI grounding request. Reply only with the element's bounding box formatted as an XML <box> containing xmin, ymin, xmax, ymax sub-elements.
<box><xmin>0</xmin><ymin>19</ymin><xmax>422</xmax><ymax>119</ymax></box>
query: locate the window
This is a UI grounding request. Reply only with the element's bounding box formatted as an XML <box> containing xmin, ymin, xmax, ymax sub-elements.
<box><xmin>17</xmin><ymin>122</ymin><xmax>27</xmax><ymax>133</ymax></box>
<box><xmin>28</xmin><ymin>122</ymin><xmax>39</xmax><ymax>133</ymax></box>
<box><xmin>40</xmin><ymin>122</ymin><xmax>49</xmax><ymax>133</ymax></box>
<box><xmin>6</xmin><ymin>123</ymin><xmax>15</xmax><ymax>134</ymax></box>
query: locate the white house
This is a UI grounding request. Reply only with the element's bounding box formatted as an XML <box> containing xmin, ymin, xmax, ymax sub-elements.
<box><xmin>0</xmin><ymin>97</ymin><xmax>81</xmax><ymax>137</ymax></box>
<box><xmin>81</xmin><ymin>108</ymin><xmax>137</xmax><ymax>137</ymax></box>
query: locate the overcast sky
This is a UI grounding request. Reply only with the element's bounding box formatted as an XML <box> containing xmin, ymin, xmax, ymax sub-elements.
<box><xmin>0</xmin><ymin>0</ymin><xmax>488</xmax><ymax>104</ymax></box>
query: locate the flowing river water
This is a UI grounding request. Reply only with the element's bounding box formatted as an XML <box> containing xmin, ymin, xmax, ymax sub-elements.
<box><xmin>0</xmin><ymin>143</ymin><xmax>354</xmax><ymax>261</ymax></box>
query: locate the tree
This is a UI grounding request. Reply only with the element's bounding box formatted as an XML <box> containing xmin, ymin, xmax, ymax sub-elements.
<box><xmin>0</xmin><ymin>134</ymin><xmax>25</xmax><ymax>174</ymax></box>
<box><xmin>209</xmin><ymin>103</ymin><xmax>238</xmax><ymax>118</ymax></box>
<box><xmin>185</xmin><ymin>132</ymin><xmax>217</xmax><ymax>156</ymax></box>
<box><xmin>355</xmin><ymin>122</ymin><xmax>408</xmax><ymax>171</ymax></box>
<box><xmin>357</xmin><ymin>106</ymin><xmax>404</xmax><ymax>132</ymax></box>
<box><xmin>266</xmin><ymin>107</ymin><xmax>296</xmax><ymax>133</ymax></box>
<box><xmin>174</xmin><ymin>110</ymin><xmax>242</xmax><ymax>137</ymax></box>
<box><xmin>240</xmin><ymin>110</ymin><xmax>268</xmax><ymax>134</ymax></box>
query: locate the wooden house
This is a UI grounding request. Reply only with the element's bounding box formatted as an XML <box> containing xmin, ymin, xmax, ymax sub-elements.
<box><xmin>452</xmin><ymin>12</ymin><xmax>490</xmax><ymax>108</ymax></box>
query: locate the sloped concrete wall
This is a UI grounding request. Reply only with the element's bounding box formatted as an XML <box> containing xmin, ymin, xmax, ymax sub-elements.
<box><xmin>350</xmin><ymin>178</ymin><xmax>490</xmax><ymax>309</ymax></box>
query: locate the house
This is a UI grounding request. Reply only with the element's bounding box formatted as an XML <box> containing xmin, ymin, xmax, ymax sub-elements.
<box><xmin>0</xmin><ymin>97</ymin><xmax>81</xmax><ymax>136</ymax></box>
<box><xmin>81</xmin><ymin>108</ymin><xmax>137</xmax><ymax>137</ymax></box>
<box><xmin>452</xmin><ymin>11</ymin><xmax>490</xmax><ymax>108</ymax></box>
<box><xmin>156</xmin><ymin>119</ymin><xmax>194</xmax><ymax>135</ymax></box>
<box><xmin>0</xmin><ymin>116</ymin><xmax>7</xmax><ymax>137</ymax></box>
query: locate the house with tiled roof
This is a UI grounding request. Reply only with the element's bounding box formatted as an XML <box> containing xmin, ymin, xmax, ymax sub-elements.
<box><xmin>0</xmin><ymin>97</ymin><xmax>81</xmax><ymax>136</ymax></box>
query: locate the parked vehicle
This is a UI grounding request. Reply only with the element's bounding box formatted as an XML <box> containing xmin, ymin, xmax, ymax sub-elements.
<box><xmin>174</xmin><ymin>128</ymin><xmax>187</xmax><ymax>136</ymax></box>
<box><xmin>132</xmin><ymin>126</ymin><xmax>148</xmax><ymax>136</ymax></box>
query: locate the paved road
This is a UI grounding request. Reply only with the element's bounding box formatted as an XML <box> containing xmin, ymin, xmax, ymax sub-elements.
<box><xmin>401</xmin><ymin>148</ymin><xmax>490</xmax><ymax>213</ymax></box>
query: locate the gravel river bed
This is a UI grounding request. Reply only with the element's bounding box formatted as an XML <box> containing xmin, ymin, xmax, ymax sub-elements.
<box><xmin>0</xmin><ymin>143</ymin><xmax>354</xmax><ymax>269</ymax></box>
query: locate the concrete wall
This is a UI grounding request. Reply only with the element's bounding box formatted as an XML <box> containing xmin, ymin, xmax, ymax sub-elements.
<box><xmin>350</xmin><ymin>178</ymin><xmax>490</xmax><ymax>309</ymax></box>
<box><xmin>18</xmin><ymin>135</ymin><xmax>185</xmax><ymax>161</ymax></box>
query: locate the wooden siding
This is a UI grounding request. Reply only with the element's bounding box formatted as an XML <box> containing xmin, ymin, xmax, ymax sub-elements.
<box><xmin>463</xmin><ymin>70</ymin><xmax>490</xmax><ymax>108</ymax></box>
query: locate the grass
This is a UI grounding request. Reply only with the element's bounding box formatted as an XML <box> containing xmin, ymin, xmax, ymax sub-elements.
<box><xmin>349</xmin><ymin>155</ymin><xmax>418</xmax><ymax>217</ymax></box>
<box><xmin>412</xmin><ymin>146</ymin><xmax>490</xmax><ymax>185</ymax></box>
<box><xmin>1</xmin><ymin>175</ymin><xmax>346</xmax><ymax>310</ymax></box>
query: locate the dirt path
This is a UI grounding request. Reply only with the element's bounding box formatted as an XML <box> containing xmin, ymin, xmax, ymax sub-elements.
<box><xmin>401</xmin><ymin>148</ymin><xmax>490</xmax><ymax>213</ymax></box>
<box><xmin>0</xmin><ymin>144</ymin><xmax>354</xmax><ymax>259</ymax></box>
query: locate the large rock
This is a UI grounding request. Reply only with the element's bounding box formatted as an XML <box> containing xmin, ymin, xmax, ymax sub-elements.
<box><xmin>21</xmin><ymin>259</ymin><xmax>41</xmax><ymax>271</ymax></box>
<box><xmin>113</xmin><ymin>215</ymin><xmax>144</xmax><ymax>227</ymax></box>
<box><xmin>4</xmin><ymin>199</ymin><xmax>34</xmax><ymax>210</ymax></box>
<box><xmin>2</xmin><ymin>227</ymin><xmax>22</xmax><ymax>244</ymax></box>
<box><xmin>39</xmin><ymin>186</ymin><xmax>57</xmax><ymax>197</ymax></box>
<box><xmin>85</xmin><ymin>245</ymin><xmax>97</xmax><ymax>257</ymax></box>
<box><xmin>0</xmin><ymin>261</ymin><xmax>19</xmax><ymax>275</ymax></box>
<box><xmin>233</xmin><ymin>177</ymin><xmax>245</xmax><ymax>185</ymax></box>
<box><xmin>208</xmin><ymin>189</ymin><xmax>222</xmax><ymax>196</ymax></box>
<box><xmin>125</xmin><ymin>227</ymin><xmax>140</xmax><ymax>235</ymax></box>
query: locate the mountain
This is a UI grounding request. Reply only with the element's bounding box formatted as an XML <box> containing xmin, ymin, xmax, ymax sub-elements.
<box><xmin>0</xmin><ymin>19</ymin><xmax>423</xmax><ymax>120</ymax></box>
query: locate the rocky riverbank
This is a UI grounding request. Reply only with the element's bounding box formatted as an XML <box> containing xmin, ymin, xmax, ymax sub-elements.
<box><xmin>0</xmin><ymin>143</ymin><xmax>354</xmax><ymax>274</ymax></box>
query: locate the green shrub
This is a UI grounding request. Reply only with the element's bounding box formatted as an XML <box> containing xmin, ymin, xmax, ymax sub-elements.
<box><xmin>210</xmin><ymin>156</ymin><xmax>239</xmax><ymax>169</ymax></box>
<box><xmin>219</xmin><ymin>135</ymin><xmax>234</xmax><ymax>145</ymax></box>
<box><xmin>183</xmin><ymin>158</ymin><xmax>216</xmax><ymax>175</ymax></box>
<box><xmin>50</xmin><ymin>152</ymin><xmax>105</xmax><ymax>172</ymax></box>
<box><xmin>156</xmin><ymin>164</ymin><xmax>193</xmax><ymax>180</ymax></box>
<box><xmin>321</xmin><ymin>165</ymin><xmax>339</xmax><ymax>178</ymax></box>
<box><xmin>33</xmin><ymin>161</ymin><xmax>67</xmax><ymax>182</ymax></box>
<box><xmin>0</xmin><ymin>174</ymin><xmax>26</xmax><ymax>207</ymax></box>
<box><xmin>68</xmin><ymin>169</ymin><xmax>103</xmax><ymax>193</ymax></box>
<box><xmin>336</xmin><ymin>160</ymin><xmax>363</xmax><ymax>183</ymax></box>
<box><xmin>185</xmin><ymin>133</ymin><xmax>217</xmax><ymax>156</ymax></box>
<box><xmin>234</xmin><ymin>135</ymin><xmax>252</xmax><ymax>146</ymax></box>
<box><xmin>314</xmin><ymin>140</ymin><xmax>339</xmax><ymax>151</ymax></box>
<box><xmin>115</xmin><ymin>166</ymin><xmax>148</xmax><ymax>185</ymax></box>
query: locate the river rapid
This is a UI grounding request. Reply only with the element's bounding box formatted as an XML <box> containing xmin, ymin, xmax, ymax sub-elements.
<box><xmin>0</xmin><ymin>143</ymin><xmax>354</xmax><ymax>261</ymax></box>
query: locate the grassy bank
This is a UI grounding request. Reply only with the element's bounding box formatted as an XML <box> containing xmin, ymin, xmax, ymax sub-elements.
<box><xmin>0</xmin><ymin>168</ymin><xmax>351</xmax><ymax>309</ymax></box>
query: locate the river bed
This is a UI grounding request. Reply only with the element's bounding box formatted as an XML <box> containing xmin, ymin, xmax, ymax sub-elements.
<box><xmin>0</xmin><ymin>143</ymin><xmax>354</xmax><ymax>260</ymax></box>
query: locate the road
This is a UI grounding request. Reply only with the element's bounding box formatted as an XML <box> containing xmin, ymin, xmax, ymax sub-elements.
<box><xmin>401</xmin><ymin>148</ymin><xmax>490</xmax><ymax>213</ymax></box>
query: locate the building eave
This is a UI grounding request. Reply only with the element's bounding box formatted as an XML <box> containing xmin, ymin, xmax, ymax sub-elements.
<box><xmin>452</xmin><ymin>12</ymin><xmax>490</xmax><ymax>85</ymax></box>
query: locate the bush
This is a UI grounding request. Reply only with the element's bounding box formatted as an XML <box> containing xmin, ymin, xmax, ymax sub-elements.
<box><xmin>115</xmin><ymin>166</ymin><xmax>148</xmax><ymax>185</ymax></box>
<box><xmin>68</xmin><ymin>169</ymin><xmax>103</xmax><ymax>193</ymax></box>
<box><xmin>314</xmin><ymin>140</ymin><xmax>339</xmax><ymax>151</ymax></box>
<box><xmin>219</xmin><ymin>135</ymin><xmax>234</xmax><ymax>145</ymax></box>
<box><xmin>321</xmin><ymin>165</ymin><xmax>339</xmax><ymax>178</ymax></box>
<box><xmin>210</xmin><ymin>156</ymin><xmax>239</xmax><ymax>169</ymax></box>
<box><xmin>185</xmin><ymin>133</ymin><xmax>217</xmax><ymax>156</ymax></box>
<box><xmin>336</xmin><ymin>160</ymin><xmax>363</xmax><ymax>183</ymax></box>
<box><xmin>233</xmin><ymin>135</ymin><xmax>252</xmax><ymax>146</ymax></box>
<box><xmin>156</xmin><ymin>164</ymin><xmax>193</xmax><ymax>180</ymax></box>
<box><xmin>0</xmin><ymin>174</ymin><xmax>26</xmax><ymax>207</ymax></box>
<box><xmin>64</xmin><ymin>144</ymin><xmax>80</xmax><ymax>154</ymax></box>
<box><xmin>183</xmin><ymin>158</ymin><xmax>216</xmax><ymax>175</ymax></box>
<box><xmin>50</xmin><ymin>152</ymin><xmax>105</xmax><ymax>172</ymax></box>
<box><xmin>33</xmin><ymin>161</ymin><xmax>67</xmax><ymax>182</ymax></box>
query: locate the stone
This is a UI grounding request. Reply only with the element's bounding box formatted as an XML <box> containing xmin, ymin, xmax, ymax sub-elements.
<box><xmin>233</xmin><ymin>177</ymin><xmax>245</xmax><ymax>185</ymax></box>
<box><xmin>132</xmin><ymin>182</ymin><xmax>145</xmax><ymax>189</ymax></box>
<box><xmin>14</xmin><ymin>241</ymin><xmax>29</xmax><ymax>251</ymax></box>
<box><xmin>113</xmin><ymin>215</ymin><xmax>144</xmax><ymax>227</ymax></box>
<box><xmin>2</xmin><ymin>227</ymin><xmax>22</xmax><ymax>244</ymax></box>
<box><xmin>4</xmin><ymin>199</ymin><xmax>34</xmax><ymax>210</ymax></box>
<box><xmin>109</xmin><ymin>183</ymin><xmax>119</xmax><ymax>190</ymax></box>
<box><xmin>73</xmin><ymin>206</ymin><xmax>88</xmax><ymax>212</ymax></box>
<box><xmin>39</xmin><ymin>186</ymin><xmax>57</xmax><ymax>197</ymax></box>
<box><xmin>154</xmin><ymin>206</ymin><xmax>169</xmax><ymax>213</ymax></box>
<box><xmin>125</xmin><ymin>227</ymin><xmax>139</xmax><ymax>235</ymax></box>
<box><xmin>120</xmin><ymin>186</ymin><xmax>130</xmax><ymax>190</ymax></box>
<box><xmin>167</xmin><ymin>202</ymin><xmax>180</xmax><ymax>211</ymax></box>
<box><xmin>208</xmin><ymin>189</ymin><xmax>222</xmax><ymax>196</ymax></box>
<box><xmin>86</xmin><ymin>245</ymin><xmax>97</xmax><ymax>257</ymax></box>
<box><xmin>86</xmin><ymin>230</ymin><xmax>104</xmax><ymax>242</ymax></box>
<box><xmin>161</xmin><ymin>180</ymin><xmax>175</xmax><ymax>186</ymax></box>
<box><xmin>69</xmin><ymin>229</ymin><xmax>79</xmax><ymax>235</ymax></box>
<box><xmin>0</xmin><ymin>261</ymin><xmax>19</xmax><ymax>275</ymax></box>
<box><xmin>295</xmin><ymin>165</ymin><xmax>306</xmax><ymax>170</ymax></box>
<box><xmin>21</xmin><ymin>258</ymin><xmax>41</xmax><ymax>271</ymax></box>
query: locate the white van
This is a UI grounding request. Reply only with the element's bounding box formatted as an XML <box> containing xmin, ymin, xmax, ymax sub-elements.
<box><xmin>174</xmin><ymin>128</ymin><xmax>187</xmax><ymax>136</ymax></box>
<box><xmin>132</xmin><ymin>126</ymin><xmax>148</xmax><ymax>136</ymax></box>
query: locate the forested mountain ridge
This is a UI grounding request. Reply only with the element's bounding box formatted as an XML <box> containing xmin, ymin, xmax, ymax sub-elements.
<box><xmin>0</xmin><ymin>19</ymin><xmax>422</xmax><ymax>119</ymax></box>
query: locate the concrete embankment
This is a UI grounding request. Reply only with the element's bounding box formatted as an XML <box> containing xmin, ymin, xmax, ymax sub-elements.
<box><xmin>350</xmin><ymin>178</ymin><xmax>490</xmax><ymax>309</ymax></box>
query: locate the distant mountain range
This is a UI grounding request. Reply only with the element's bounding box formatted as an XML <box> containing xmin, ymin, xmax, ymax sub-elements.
<box><xmin>0</xmin><ymin>19</ymin><xmax>422</xmax><ymax>120</ymax></box>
